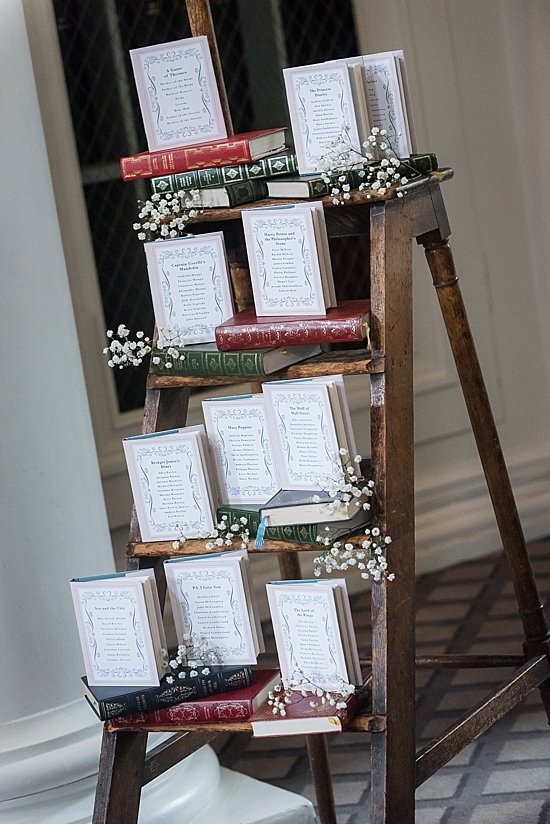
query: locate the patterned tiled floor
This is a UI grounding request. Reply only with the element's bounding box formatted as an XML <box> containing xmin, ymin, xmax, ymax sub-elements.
<box><xmin>214</xmin><ymin>539</ymin><xmax>550</xmax><ymax>823</ymax></box>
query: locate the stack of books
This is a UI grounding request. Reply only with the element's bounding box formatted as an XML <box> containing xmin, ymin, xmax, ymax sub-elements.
<box><xmin>120</xmin><ymin>35</ymin><xmax>291</xmax><ymax>209</ymax></box>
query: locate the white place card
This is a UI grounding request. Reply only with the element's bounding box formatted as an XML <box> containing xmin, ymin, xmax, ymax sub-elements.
<box><xmin>164</xmin><ymin>550</ymin><xmax>263</xmax><ymax>665</ymax></box>
<box><xmin>202</xmin><ymin>394</ymin><xmax>281</xmax><ymax>505</ymax></box>
<box><xmin>242</xmin><ymin>205</ymin><xmax>333</xmax><ymax>317</ymax></box>
<box><xmin>145</xmin><ymin>233</ymin><xmax>234</xmax><ymax>345</ymax></box>
<box><xmin>70</xmin><ymin>572</ymin><xmax>166</xmax><ymax>687</ymax></box>
<box><xmin>361</xmin><ymin>51</ymin><xmax>412</xmax><ymax>158</ymax></box>
<box><xmin>266</xmin><ymin>579</ymin><xmax>361</xmax><ymax>692</ymax></box>
<box><xmin>283</xmin><ymin>60</ymin><xmax>362</xmax><ymax>174</ymax></box>
<box><xmin>262</xmin><ymin>379</ymin><xmax>344</xmax><ymax>489</ymax></box>
<box><xmin>123</xmin><ymin>426</ymin><xmax>216</xmax><ymax>541</ymax></box>
<box><xmin>130</xmin><ymin>36</ymin><xmax>227</xmax><ymax>152</ymax></box>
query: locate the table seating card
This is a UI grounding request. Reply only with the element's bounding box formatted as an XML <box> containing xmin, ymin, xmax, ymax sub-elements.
<box><xmin>123</xmin><ymin>425</ymin><xmax>217</xmax><ymax>541</ymax></box>
<box><xmin>130</xmin><ymin>36</ymin><xmax>227</xmax><ymax>152</ymax></box>
<box><xmin>283</xmin><ymin>59</ymin><xmax>365</xmax><ymax>175</ymax></box>
<box><xmin>145</xmin><ymin>232</ymin><xmax>234</xmax><ymax>345</ymax></box>
<box><xmin>164</xmin><ymin>549</ymin><xmax>264</xmax><ymax>666</ymax></box>
<box><xmin>242</xmin><ymin>204</ymin><xmax>335</xmax><ymax>317</ymax></box>
<box><xmin>361</xmin><ymin>50</ymin><xmax>416</xmax><ymax>159</ymax></box>
<box><xmin>202</xmin><ymin>394</ymin><xmax>281</xmax><ymax>506</ymax></box>
<box><xmin>266</xmin><ymin>578</ymin><xmax>361</xmax><ymax>692</ymax></box>
<box><xmin>71</xmin><ymin>569</ymin><xmax>167</xmax><ymax>688</ymax></box>
<box><xmin>262</xmin><ymin>376</ymin><xmax>353</xmax><ymax>489</ymax></box>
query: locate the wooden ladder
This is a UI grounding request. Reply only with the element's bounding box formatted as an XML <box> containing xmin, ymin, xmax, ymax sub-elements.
<box><xmin>92</xmin><ymin>4</ymin><xmax>550</xmax><ymax>822</ymax></box>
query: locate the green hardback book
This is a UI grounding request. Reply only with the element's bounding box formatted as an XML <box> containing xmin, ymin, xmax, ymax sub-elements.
<box><xmin>196</xmin><ymin>179</ymin><xmax>268</xmax><ymax>208</ymax></box>
<box><xmin>217</xmin><ymin>504</ymin><xmax>371</xmax><ymax>546</ymax></box>
<box><xmin>150</xmin><ymin>153</ymin><xmax>298</xmax><ymax>195</ymax></box>
<box><xmin>266</xmin><ymin>154</ymin><xmax>439</xmax><ymax>199</ymax></box>
<box><xmin>151</xmin><ymin>342</ymin><xmax>321</xmax><ymax>378</ymax></box>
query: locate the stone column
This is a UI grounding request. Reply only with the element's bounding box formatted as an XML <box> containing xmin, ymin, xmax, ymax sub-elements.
<box><xmin>0</xmin><ymin>3</ymin><xmax>313</xmax><ymax>822</ymax></box>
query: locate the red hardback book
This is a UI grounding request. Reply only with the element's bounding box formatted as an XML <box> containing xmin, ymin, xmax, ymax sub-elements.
<box><xmin>250</xmin><ymin>671</ymin><xmax>372</xmax><ymax>738</ymax></box>
<box><xmin>120</xmin><ymin>129</ymin><xmax>286</xmax><ymax>181</ymax></box>
<box><xmin>215</xmin><ymin>300</ymin><xmax>371</xmax><ymax>351</ymax></box>
<box><xmin>107</xmin><ymin>669</ymin><xmax>281</xmax><ymax>729</ymax></box>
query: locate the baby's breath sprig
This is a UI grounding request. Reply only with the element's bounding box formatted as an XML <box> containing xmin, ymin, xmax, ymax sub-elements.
<box><xmin>165</xmin><ymin>633</ymin><xmax>222</xmax><ymax>684</ymax></box>
<box><xmin>313</xmin><ymin>526</ymin><xmax>394</xmax><ymax>582</ymax></box>
<box><xmin>171</xmin><ymin>514</ymin><xmax>250</xmax><ymax>552</ymax></box>
<box><xmin>312</xmin><ymin>448</ymin><xmax>373</xmax><ymax>514</ymax></box>
<box><xmin>103</xmin><ymin>325</ymin><xmax>151</xmax><ymax>369</ymax></box>
<box><xmin>133</xmin><ymin>190</ymin><xmax>205</xmax><ymax>242</ymax></box>
<box><xmin>316</xmin><ymin>127</ymin><xmax>413</xmax><ymax>204</ymax></box>
<box><xmin>267</xmin><ymin>665</ymin><xmax>356</xmax><ymax>717</ymax></box>
<box><xmin>151</xmin><ymin>325</ymin><xmax>187</xmax><ymax>371</ymax></box>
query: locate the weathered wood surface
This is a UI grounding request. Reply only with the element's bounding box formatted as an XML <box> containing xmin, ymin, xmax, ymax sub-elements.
<box><xmin>127</xmin><ymin>530</ymin><xmax>369</xmax><ymax>560</ymax></box>
<box><xmin>146</xmin><ymin>351</ymin><xmax>384</xmax><ymax>390</ymax></box>
<box><xmin>106</xmin><ymin>714</ymin><xmax>385</xmax><ymax>735</ymax></box>
<box><xmin>360</xmin><ymin>654</ymin><xmax>528</xmax><ymax>670</ymax></box>
<box><xmin>307</xmin><ymin>736</ymin><xmax>337</xmax><ymax>824</ymax></box>
<box><xmin>415</xmin><ymin>655</ymin><xmax>550</xmax><ymax>787</ymax></box>
<box><xmin>368</xmin><ymin>196</ymin><xmax>417</xmax><ymax>824</ymax></box>
<box><xmin>182</xmin><ymin>171</ymin><xmax>454</xmax><ymax>225</ymax></box>
<box><xmin>92</xmin><ymin>730</ymin><xmax>148</xmax><ymax>824</ymax></box>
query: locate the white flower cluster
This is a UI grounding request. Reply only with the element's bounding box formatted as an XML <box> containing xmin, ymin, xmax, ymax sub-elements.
<box><xmin>171</xmin><ymin>515</ymin><xmax>250</xmax><ymax>551</ymax></box>
<box><xmin>103</xmin><ymin>325</ymin><xmax>151</xmax><ymax>369</ymax></box>
<box><xmin>165</xmin><ymin>632</ymin><xmax>221</xmax><ymax>684</ymax></box>
<box><xmin>316</xmin><ymin>127</ymin><xmax>410</xmax><ymax>204</ymax></box>
<box><xmin>267</xmin><ymin>665</ymin><xmax>355</xmax><ymax>717</ymax></box>
<box><xmin>314</xmin><ymin>526</ymin><xmax>394</xmax><ymax>583</ymax></box>
<box><xmin>151</xmin><ymin>326</ymin><xmax>187</xmax><ymax>370</ymax></box>
<box><xmin>312</xmin><ymin>448</ymin><xmax>374</xmax><ymax>514</ymax></box>
<box><xmin>134</xmin><ymin>191</ymin><xmax>204</xmax><ymax>242</ymax></box>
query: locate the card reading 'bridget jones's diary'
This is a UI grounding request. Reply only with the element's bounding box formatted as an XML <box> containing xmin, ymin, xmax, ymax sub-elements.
<box><xmin>130</xmin><ymin>36</ymin><xmax>227</xmax><ymax>152</ymax></box>
<box><xmin>123</xmin><ymin>425</ymin><xmax>217</xmax><ymax>542</ymax></box>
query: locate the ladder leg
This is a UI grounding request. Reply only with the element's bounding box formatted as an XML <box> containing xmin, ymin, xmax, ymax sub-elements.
<box><xmin>418</xmin><ymin>225</ymin><xmax>550</xmax><ymax>721</ymax></box>
<box><xmin>369</xmin><ymin>200</ymin><xmax>416</xmax><ymax>824</ymax></box>
<box><xmin>93</xmin><ymin>729</ymin><xmax>148</xmax><ymax>824</ymax></box>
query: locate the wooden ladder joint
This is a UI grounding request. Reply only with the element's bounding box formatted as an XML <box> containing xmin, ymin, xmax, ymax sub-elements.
<box><xmin>143</xmin><ymin>731</ymin><xmax>220</xmax><ymax>786</ymax></box>
<box><xmin>415</xmin><ymin>655</ymin><xmax>550</xmax><ymax>788</ymax></box>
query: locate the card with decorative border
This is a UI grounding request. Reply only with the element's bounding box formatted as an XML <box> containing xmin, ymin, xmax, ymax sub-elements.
<box><xmin>164</xmin><ymin>549</ymin><xmax>263</xmax><ymax>666</ymax></box>
<box><xmin>70</xmin><ymin>571</ymin><xmax>167</xmax><ymax>688</ymax></box>
<box><xmin>123</xmin><ymin>425</ymin><xmax>217</xmax><ymax>542</ymax></box>
<box><xmin>261</xmin><ymin>377</ymin><xmax>349</xmax><ymax>490</ymax></box>
<box><xmin>266</xmin><ymin>578</ymin><xmax>361</xmax><ymax>693</ymax></box>
<box><xmin>241</xmin><ymin>204</ymin><xmax>335</xmax><ymax>318</ymax></box>
<box><xmin>144</xmin><ymin>233</ymin><xmax>234</xmax><ymax>345</ymax></box>
<box><xmin>360</xmin><ymin>50</ymin><xmax>416</xmax><ymax>158</ymax></box>
<box><xmin>130</xmin><ymin>36</ymin><xmax>227</xmax><ymax>152</ymax></box>
<box><xmin>283</xmin><ymin>60</ymin><xmax>363</xmax><ymax>175</ymax></box>
<box><xmin>202</xmin><ymin>394</ymin><xmax>281</xmax><ymax>506</ymax></box>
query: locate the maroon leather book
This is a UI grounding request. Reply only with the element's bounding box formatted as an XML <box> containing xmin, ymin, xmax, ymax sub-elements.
<box><xmin>120</xmin><ymin>129</ymin><xmax>286</xmax><ymax>180</ymax></box>
<box><xmin>215</xmin><ymin>300</ymin><xmax>371</xmax><ymax>351</ymax></box>
<box><xmin>250</xmin><ymin>671</ymin><xmax>372</xmax><ymax>737</ymax></box>
<box><xmin>107</xmin><ymin>670</ymin><xmax>280</xmax><ymax>728</ymax></box>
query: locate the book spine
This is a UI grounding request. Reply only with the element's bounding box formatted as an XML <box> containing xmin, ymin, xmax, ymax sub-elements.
<box><xmin>150</xmin><ymin>155</ymin><xmax>298</xmax><ymax>195</ymax></box>
<box><xmin>215</xmin><ymin>317</ymin><xmax>368</xmax><ymax>351</ymax></box>
<box><xmin>216</xmin><ymin>508</ymin><xmax>318</xmax><ymax>545</ymax></box>
<box><xmin>225</xmin><ymin>179</ymin><xmax>268</xmax><ymax>207</ymax></box>
<box><xmin>108</xmin><ymin>696</ymin><xmax>256</xmax><ymax>728</ymax></box>
<box><xmin>95</xmin><ymin>666</ymin><xmax>252</xmax><ymax>720</ymax></box>
<box><xmin>120</xmin><ymin>138</ymin><xmax>256</xmax><ymax>181</ymax></box>
<box><xmin>305</xmin><ymin>169</ymin><xmax>364</xmax><ymax>197</ymax></box>
<box><xmin>151</xmin><ymin>348</ymin><xmax>269</xmax><ymax>378</ymax></box>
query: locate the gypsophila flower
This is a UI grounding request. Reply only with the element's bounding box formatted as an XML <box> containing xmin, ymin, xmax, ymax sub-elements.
<box><xmin>132</xmin><ymin>189</ymin><xmax>206</xmax><ymax>242</ymax></box>
<box><xmin>103</xmin><ymin>326</ymin><xmax>152</xmax><ymax>370</ymax></box>
<box><xmin>314</xmin><ymin>127</ymin><xmax>426</xmax><ymax>204</ymax></box>
<box><xmin>268</xmin><ymin>663</ymin><xmax>356</xmax><ymax>717</ymax></box>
